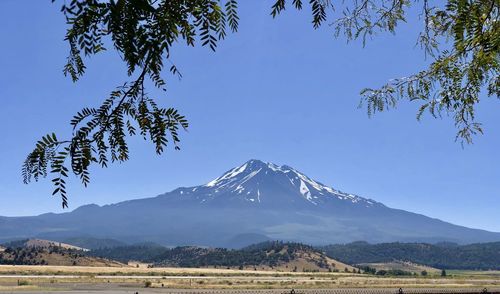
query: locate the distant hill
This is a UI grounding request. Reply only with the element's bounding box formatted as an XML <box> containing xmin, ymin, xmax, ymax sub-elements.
<box><xmin>0</xmin><ymin>246</ymin><xmax>123</xmax><ymax>267</ymax></box>
<box><xmin>321</xmin><ymin>241</ymin><xmax>500</xmax><ymax>270</ymax></box>
<box><xmin>2</xmin><ymin>237</ymin><xmax>126</xmax><ymax>251</ymax></box>
<box><xmin>59</xmin><ymin>237</ymin><xmax>127</xmax><ymax>250</ymax></box>
<box><xmin>3</xmin><ymin>239</ymin><xmax>89</xmax><ymax>252</ymax></box>
<box><xmin>89</xmin><ymin>243</ymin><xmax>168</xmax><ymax>264</ymax></box>
<box><xmin>90</xmin><ymin>241</ymin><xmax>357</xmax><ymax>272</ymax></box>
<box><xmin>1</xmin><ymin>160</ymin><xmax>499</xmax><ymax>247</ymax></box>
<box><xmin>26</xmin><ymin>239</ymin><xmax>90</xmax><ymax>251</ymax></box>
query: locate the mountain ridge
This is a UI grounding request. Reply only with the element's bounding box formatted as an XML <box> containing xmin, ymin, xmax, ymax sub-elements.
<box><xmin>321</xmin><ymin>241</ymin><xmax>500</xmax><ymax>270</ymax></box>
<box><xmin>1</xmin><ymin>159</ymin><xmax>499</xmax><ymax>247</ymax></box>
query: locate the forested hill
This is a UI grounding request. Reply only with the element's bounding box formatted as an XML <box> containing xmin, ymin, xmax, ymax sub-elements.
<box><xmin>0</xmin><ymin>245</ymin><xmax>122</xmax><ymax>267</ymax></box>
<box><xmin>321</xmin><ymin>241</ymin><xmax>500</xmax><ymax>270</ymax></box>
<box><xmin>90</xmin><ymin>241</ymin><xmax>356</xmax><ymax>272</ymax></box>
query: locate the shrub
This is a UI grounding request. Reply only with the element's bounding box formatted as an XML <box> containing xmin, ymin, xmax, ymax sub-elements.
<box><xmin>18</xmin><ymin>280</ymin><xmax>30</xmax><ymax>286</ymax></box>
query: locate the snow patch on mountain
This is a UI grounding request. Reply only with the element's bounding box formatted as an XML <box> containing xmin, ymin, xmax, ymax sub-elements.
<box><xmin>299</xmin><ymin>179</ymin><xmax>314</xmax><ymax>202</ymax></box>
<box><xmin>206</xmin><ymin>163</ymin><xmax>248</xmax><ymax>187</ymax></box>
<box><xmin>198</xmin><ymin>159</ymin><xmax>378</xmax><ymax>208</ymax></box>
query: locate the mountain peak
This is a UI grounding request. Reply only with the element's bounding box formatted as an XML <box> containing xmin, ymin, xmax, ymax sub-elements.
<box><xmin>246</xmin><ymin>159</ymin><xmax>267</xmax><ymax>166</ymax></box>
<box><xmin>238</xmin><ymin>159</ymin><xmax>285</xmax><ymax>172</ymax></box>
<box><xmin>204</xmin><ymin>159</ymin><xmax>289</xmax><ymax>188</ymax></box>
<box><xmin>196</xmin><ymin>160</ymin><xmax>378</xmax><ymax>208</ymax></box>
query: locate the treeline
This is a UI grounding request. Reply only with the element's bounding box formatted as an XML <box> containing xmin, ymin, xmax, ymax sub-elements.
<box><xmin>90</xmin><ymin>241</ymin><xmax>328</xmax><ymax>269</ymax></box>
<box><xmin>358</xmin><ymin>265</ymin><xmax>432</xmax><ymax>277</ymax></box>
<box><xmin>59</xmin><ymin>237</ymin><xmax>126</xmax><ymax>250</ymax></box>
<box><xmin>321</xmin><ymin>241</ymin><xmax>500</xmax><ymax>270</ymax></box>
<box><xmin>87</xmin><ymin>243</ymin><xmax>168</xmax><ymax>263</ymax></box>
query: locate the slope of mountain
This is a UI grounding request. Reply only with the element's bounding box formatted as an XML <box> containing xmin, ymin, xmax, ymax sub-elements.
<box><xmin>1</xmin><ymin>159</ymin><xmax>499</xmax><ymax>247</ymax></box>
<box><xmin>321</xmin><ymin>241</ymin><xmax>500</xmax><ymax>270</ymax></box>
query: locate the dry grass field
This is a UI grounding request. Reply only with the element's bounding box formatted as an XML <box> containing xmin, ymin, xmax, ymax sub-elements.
<box><xmin>0</xmin><ymin>265</ymin><xmax>499</xmax><ymax>292</ymax></box>
<box><xmin>0</xmin><ymin>264</ymin><xmax>348</xmax><ymax>277</ymax></box>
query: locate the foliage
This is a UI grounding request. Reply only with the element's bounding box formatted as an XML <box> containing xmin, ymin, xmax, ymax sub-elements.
<box><xmin>321</xmin><ymin>241</ymin><xmax>500</xmax><ymax>270</ymax></box>
<box><xmin>23</xmin><ymin>0</ymin><xmax>500</xmax><ymax>206</ymax></box>
<box><xmin>359</xmin><ymin>265</ymin><xmax>377</xmax><ymax>274</ymax></box>
<box><xmin>23</xmin><ymin>0</ymin><xmax>235</xmax><ymax>207</ymax></box>
<box><xmin>358</xmin><ymin>265</ymin><xmax>413</xmax><ymax>276</ymax></box>
<box><xmin>375</xmin><ymin>269</ymin><xmax>407</xmax><ymax>276</ymax></box>
<box><xmin>271</xmin><ymin>0</ymin><xmax>499</xmax><ymax>145</ymax></box>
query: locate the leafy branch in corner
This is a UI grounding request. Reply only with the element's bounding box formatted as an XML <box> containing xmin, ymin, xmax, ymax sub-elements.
<box><xmin>23</xmin><ymin>0</ymin><xmax>239</xmax><ymax>207</ymax></box>
<box><xmin>270</xmin><ymin>0</ymin><xmax>499</xmax><ymax>144</ymax></box>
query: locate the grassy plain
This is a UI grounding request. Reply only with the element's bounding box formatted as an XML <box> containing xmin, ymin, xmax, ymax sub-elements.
<box><xmin>0</xmin><ymin>265</ymin><xmax>499</xmax><ymax>292</ymax></box>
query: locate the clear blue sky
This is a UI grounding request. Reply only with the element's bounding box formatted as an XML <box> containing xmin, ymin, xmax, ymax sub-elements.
<box><xmin>1</xmin><ymin>1</ymin><xmax>499</xmax><ymax>232</ymax></box>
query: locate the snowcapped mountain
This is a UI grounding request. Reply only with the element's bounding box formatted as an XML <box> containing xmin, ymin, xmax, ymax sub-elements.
<box><xmin>173</xmin><ymin>159</ymin><xmax>377</xmax><ymax>208</ymax></box>
<box><xmin>143</xmin><ymin>159</ymin><xmax>385</xmax><ymax>215</ymax></box>
<box><xmin>1</xmin><ymin>159</ymin><xmax>499</xmax><ymax>247</ymax></box>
